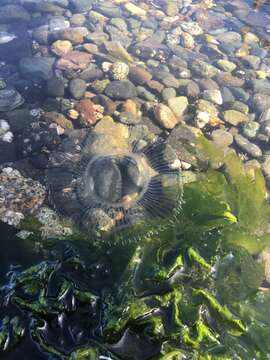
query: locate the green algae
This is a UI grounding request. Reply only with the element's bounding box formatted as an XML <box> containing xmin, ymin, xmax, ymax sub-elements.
<box><xmin>1</xmin><ymin>136</ymin><xmax>270</xmax><ymax>359</ymax></box>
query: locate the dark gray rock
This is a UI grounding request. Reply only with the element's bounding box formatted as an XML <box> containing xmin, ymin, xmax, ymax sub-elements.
<box><xmin>70</xmin><ymin>0</ymin><xmax>93</xmax><ymax>12</ymax></box>
<box><xmin>19</xmin><ymin>57</ymin><xmax>55</xmax><ymax>81</ymax></box>
<box><xmin>6</xmin><ymin>109</ymin><xmax>35</xmax><ymax>134</ymax></box>
<box><xmin>46</xmin><ymin>77</ymin><xmax>65</xmax><ymax>97</ymax></box>
<box><xmin>0</xmin><ymin>141</ymin><xmax>18</xmax><ymax>164</ymax></box>
<box><xmin>105</xmin><ymin>80</ymin><xmax>137</xmax><ymax>100</ymax></box>
<box><xmin>94</xmin><ymin>3</ymin><xmax>123</xmax><ymax>18</ymax></box>
<box><xmin>0</xmin><ymin>5</ymin><xmax>30</xmax><ymax>23</ymax></box>
<box><xmin>252</xmin><ymin>93</ymin><xmax>270</xmax><ymax>113</ymax></box>
<box><xmin>0</xmin><ymin>87</ymin><xmax>24</xmax><ymax>112</ymax></box>
<box><xmin>79</xmin><ymin>67</ymin><xmax>103</xmax><ymax>82</ymax></box>
<box><xmin>252</xmin><ymin>80</ymin><xmax>270</xmax><ymax>96</ymax></box>
<box><xmin>69</xmin><ymin>78</ymin><xmax>87</xmax><ymax>99</ymax></box>
<box><xmin>234</xmin><ymin>134</ymin><xmax>262</xmax><ymax>158</ymax></box>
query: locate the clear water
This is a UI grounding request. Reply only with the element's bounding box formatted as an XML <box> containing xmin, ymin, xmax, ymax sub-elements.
<box><xmin>0</xmin><ymin>0</ymin><xmax>270</xmax><ymax>359</ymax></box>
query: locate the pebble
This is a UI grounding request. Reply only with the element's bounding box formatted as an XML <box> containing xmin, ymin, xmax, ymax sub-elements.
<box><xmin>111</xmin><ymin>61</ymin><xmax>129</xmax><ymax>80</ymax></box>
<box><xmin>252</xmin><ymin>80</ymin><xmax>270</xmax><ymax>96</ymax></box>
<box><xmin>191</xmin><ymin>59</ymin><xmax>219</xmax><ymax>78</ymax></box>
<box><xmin>162</xmin><ymin>88</ymin><xmax>176</xmax><ymax>101</ymax></box>
<box><xmin>242</xmin><ymin>121</ymin><xmax>260</xmax><ymax>139</ymax></box>
<box><xmin>167</xmin><ymin>97</ymin><xmax>189</xmax><ymax>118</ymax></box>
<box><xmin>51</xmin><ymin>40</ymin><xmax>72</xmax><ymax>56</ymax></box>
<box><xmin>223</xmin><ymin>110</ymin><xmax>249</xmax><ymax>126</ymax></box>
<box><xmin>216</xmin><ymin>59</ymin><xmax>237</xmax><ymax>72</ymax></box>
<box><xmin>203</xmin><ymin>89</ymin><xmax>223</xmax><ymax>105</ymax></box>
<box><xmin>45</xmin><ymin>77</ymin><xmax>65</xmax><ymax>98</ymax></box>
<box><xmin>262</xmin><ymin>156</ymin><xmax>270</xmax><ymax>178</ymax></box>
<box><xmin>242</xmin><ymin>55</ymin><xmax>260</xmax><ymax>70</ymax></box>
<box><xmin>105</xmin><ymin>80</ymin><xmax>137</xmax><ymax>100</ymax></box>
<box><xmin>19</xmin><ymin>57</ymin><xmax>55</xmax><ymax>81</ymax></box>
<box><xmin>252</xmin><ymin>93</ymin><xmax>270</xmax><ymax>113</ymax></box>
<box><xmin>229</xmin><ymin>101</ymin><xmax>249</xmax><ymax>115</ymax></box>
<box><xmin>56</xmin><ymin>51</ymin><xmax>92</xmax><ymax>71</ymax></box>
<box><xmin>75</xmin><ymin>99</ymin><xmax>98</xmax><ymax>126</ymax></box>
<box><xmin>216</xmin><ymin>72</ymin><xmax>245</xmax><ymax>87</ymax></box>
<box><xmin>129</xmin><ymin>66</ymin><xmax>152</xmax><ymax>85</ymax></box>
<box><xmin>69</xmin><ymin>78</ymin><xmax>87</xmax><ymax>99</ymax></box>
<box><xmin>0</xmin><ymin>87</ymin><xmax>24</xmax><ymax>112</ymax></box>
<box><xmin>211</xmin><ymin>129</ymin><xmax>233</xmax><ymax>148</ymax></box>
<box><xmin>234</xmin><ymin>134</ymin><xmax>262</xmax><ymax>158</ymax></box>
<box><xmin>44</xmin><ymin>111</ymin><xmax>73</xmax><ymax>130</ymax></box>
<box><xmin>197</xmin><ymin>99</ymin><xmax>218</xmax><ymax>118</ymax></box>
<box><xmin>154</xmin><ymin>104</ymin><xmax>178</xmax><ymax>129</ymax></box>
<box><xmin>137</xmin><ymin>86</ymin><xmax>156</xmax><ymax>102</ymax></box>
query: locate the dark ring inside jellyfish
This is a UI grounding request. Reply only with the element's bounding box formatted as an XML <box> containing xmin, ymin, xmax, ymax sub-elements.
<box><xmin>77</xmin><ymin>154</ymin><xmax>150</xmax><ymax>208</ymax></box>
<box><xmin>47</xmin><ymin>137</ymin><xmax>183</xmax><ymax>243</ymax></box>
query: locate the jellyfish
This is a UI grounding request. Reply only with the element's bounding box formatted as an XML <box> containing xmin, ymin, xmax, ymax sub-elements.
<box><xmin>47</xmin><ymin>125</ymin><xmax>183</xmax><ymax>244</ymax></box>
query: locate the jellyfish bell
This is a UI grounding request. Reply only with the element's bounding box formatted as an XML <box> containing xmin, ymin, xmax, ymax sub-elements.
<box><xmin>47</xmin><ymin>129</ymin><xmax>183</xmax><ymax>244</ymax></box>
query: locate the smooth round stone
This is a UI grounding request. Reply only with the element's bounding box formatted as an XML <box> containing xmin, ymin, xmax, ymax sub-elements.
<box><xmin>0</xmin><ymin>4</ymin><xmax>30</xmax><ymax>23</ymax></box>
<box><xmin>242</xmin><ymin>121</ymin><xmax>260</xmax><ymax>139</ymax></box>
<box><xmin>260</xmin><ymin>120</ymin><xmax>270</xmax><ymax>138</ymax></box>
<box><xmin>79</xmin><ymin>67</ymin><xmax>103</xmax><ymax>82</ymax></box>
<box><xmin>51</xmin><ymin>40</ymin><xmax>73</xmax><ymax>56</ymax></box>
<box><xmin>19</xmin><ymin>57</ymin><xmax>55</xmax><ymax>81</ymax></box>
<box><xmin>216</xmin><ymin>59</ymin><xmax>236</xmax><ymax>72</ymax></box>
<box><xmin>262</xmin><ymin>156</ymin><xmax>270</xmax><ymax>177</ymax></box>
<box><xmin>191</xmin><ymin>60</ymin><xmax>219</xmax><ymax>78</ymax></box>
<box><xmin>211</xmin><ymin>129</ymin><xmax>233</xmax><ymax>147</ymax></box>
<box><xmin>229</xmin><ymin>100</ymin><xmax>249</xmax><ymax>114</ymax></box>
<box><xmin>243</xmin><ymin>32</ymin><xmax>259</xmax><ymax>44</ymax></box>
<box><xmin>69</xmin><ymin>0</ymin><xmax>93</xmax><ymax>12</ymax></box>
<box><xmin>105</xmin><ymin>80</ymin><xmax>137</xmax><ymax>100</ymax></box>
<box><xmin>234</xmin><ymin>134</ymin><xmax>262</xmax><ymax>158</ymax></box>
<box><xmin>252</xmin><ymin>93</ymin><xmax>270</xmax><ymax>113</ymax></box>
<box><xmin>259</xmin><ymin>109</ymin><xmax>270</xmax><ymax>123</ymax></box>
<box><xmin>129</xmin><ymin>66</ymin><xmax>152</xmax><ymax>85</ymax></box>
<box><xmin>70</xmin><ymin>14</ymin><xmax>86</xmax><ymax>26</ymax></box>
<box><xmin>6</xmin><ymin>109</ymin><xmax>35</xmax><ymax>134</ymax></box>
<box><xmin>252</xmin><ymin>80</ymin><xmax>270</xmax><ymax>96</ymax></box>
<box><xmin>199</xmin><ymin>79</ymin><xmax>219</xmax><ymax>91</ymax></box>
<box><xmin>203</xmin><ymin>89</ymin><xmax>223</xmax><ymax>105</ymax></box>
<box><xmin>197</xmin><ymin>99</ymin><xmax>218</xmax><ymax>117</ymax></box>
<box><xmin>216</xmin><ymin>73</ymin><xmax>245</xmax><ymax>87</ymax></box>
<box><xmin>136</xmin><ymin>86</ymin><xmax>156</xmax><ymax>102</ymax></box>
<box><xmin>217</xmin><ymin>31</ymin><xmax>242</xmax><ymax>47</ymax></box>
<box><xmin>154</xmin><ymin>104</ymin><xmax>178</xmax><ymax>129</ymax></box>
<box><xmin>223</xmin><ymin>110</ymin><xmax>249</xmax><ymax>126</ymax></box>
<box><xmin>110</xmin><ymin>18</ymin><xmax>128</xmax><ymax>32</ymax></box>
<box><xmin>0</xmin><ymin>87</ymin><xmax>24</xmax><ymax>112</ymax></box>
<box><xmin>46</xmin><ymin>77</ymin><xmax>65</xmax><ymax>97</ymax></box>
<box><xmin>69</xmin><ymin>78</ymin><xmax>87</xmax><ymax>99</ymax></box>
<box><xmin>161</xmin><ymin>74</ymin><xmax>179</xmax><ymax>88</ymax></box>
<box><xmin>250</xmin><ymin>46</ymin><xmax>268</xmax><ymax>59</ymax></box>
<box><xmin>185</xmin><ymin>81</ymin><xmax>200</xmax><ymax>98</ymax></box>
<box><xmin>230</xmin><ymin>87</ymin><xmax>249</xmax><ymax>102</ymax></box>
<box><xmin>96</xmin><ymin>3</ymin><xmax>122</xmax><ymax>18</ymax></box>
<box><xmin>167</xmin><ymin>96</ymin><xmax>188</xmax><ymax>117</ymax></box>
<box><xmin>162</xmin><ymin>88</ymin><xmax>176</xmax><ymax>101</ymax></box>
<box><xmin>242</xmin><ymin>55</ymin><xmax>260</xmax><ymax>70</ymax></box>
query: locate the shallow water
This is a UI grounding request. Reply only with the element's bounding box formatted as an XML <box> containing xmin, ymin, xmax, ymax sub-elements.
<box><xmin>0</xmin><ymin>0</ymin><xmax>270</xmax><ymax>359</ymax></box>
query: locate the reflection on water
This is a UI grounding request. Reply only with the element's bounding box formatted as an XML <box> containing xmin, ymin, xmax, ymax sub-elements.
<box><xmin>0</xmin><ymin>0</ymin><xmax>270</xmax><ymax>358</ymax></box>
